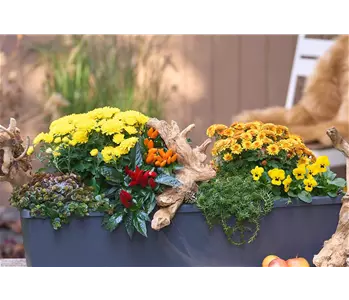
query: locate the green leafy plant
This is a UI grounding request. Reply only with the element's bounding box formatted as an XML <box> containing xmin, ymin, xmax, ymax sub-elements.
<box><xmin>197</xmin><ymin>169</ymin><xmax>275</xmax><ymax>245</ymax></box>
<box><xmin>9</xmin><ymin>173</ymin><xmax>110</xmax><ymax>230</ymax></box>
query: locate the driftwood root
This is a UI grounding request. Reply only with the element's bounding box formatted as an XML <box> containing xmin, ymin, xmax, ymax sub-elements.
<box><xmin>147</xmin><ymin>118</ymin><xmax>216</xmax><ymax>230</ymax></box>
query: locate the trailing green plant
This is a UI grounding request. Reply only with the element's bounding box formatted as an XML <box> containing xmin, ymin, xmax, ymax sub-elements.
<box><xmin>30</xmin><ymin>35</ymin><xmax>170</xmax><ymax>119</ymax></box>
<box><xmin>197</xmin><ymin>169</ymin><xmax>275</xmax><ymax>245</ymax></box>
<box><xmin>9</xmin><ymin>173</ymin><xmax>110</xmax><ymax>230</ymax></box>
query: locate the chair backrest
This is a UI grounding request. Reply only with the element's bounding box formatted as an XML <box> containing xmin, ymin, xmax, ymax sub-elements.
<box><xmin>285</xmin><ymin>35</ymin><xmax>335</xmax><ymax>109</ymax></box>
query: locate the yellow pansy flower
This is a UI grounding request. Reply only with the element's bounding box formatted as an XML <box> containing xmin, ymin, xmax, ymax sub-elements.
<box><xmin>303</xmin><ymin>176</ymin><xmax>318</xmax><ymax>192</ymax></box>
<box><xmin>293</xmin><ymin>164</ymin><xmax>306</xmax><ymax>180</ymax></box>
<box><xmin>268</xmin><ymin>168</ymin><xmax>285</xmax><ymax>186</ymax></box>
<box><xmin>307</xmin><ymin>164</ymin><xmax>320</xmax><ymax>176</ymax></box>
<box><xmin>315</xmin><ymin>156</ymin><xmax>330</xmax><ymax>172</ymax></box>
<box><xmin>251</xmin><ymin>166</ymin><xmax>264</xmax><ymax>181</ymax></box>
<box><xmin>283</xmin><ymin>175</ymin><xmax>292</xmax><ymax>192</ymax></box>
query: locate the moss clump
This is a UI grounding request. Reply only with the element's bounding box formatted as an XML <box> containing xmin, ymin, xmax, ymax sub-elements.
<box><xmin>196</xmin><ymin>169</ymin><xmax>275</xmax><ymax>245</ymax></box>
<box><xmin>10</xmin><ymin>173</ymin><xmax>110</xmax><ymax>230</ymax></box>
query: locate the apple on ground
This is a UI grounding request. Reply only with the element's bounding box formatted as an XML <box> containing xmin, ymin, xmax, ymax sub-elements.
<box><xmin>286</xmin><ymin>257</ymin><xmax>310</xmax><ymax>267</ymax></box>
<box><xmin>268</xmin><ymin>258</ymin><xmax>289</xmax><ymax>267</ymax></box>
<box><xmin>262</xmin><ymin>255</ymin><xmax>279</xmax><ymax>267</ymax></box>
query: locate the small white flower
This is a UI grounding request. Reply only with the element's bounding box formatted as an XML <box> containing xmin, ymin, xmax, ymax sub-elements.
<box><xmin>45</xmin><ymin>148</ymin><xmax>53</xmax><ymax>154</ymax></box>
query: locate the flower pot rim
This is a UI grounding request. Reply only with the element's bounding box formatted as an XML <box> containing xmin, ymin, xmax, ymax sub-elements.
<box><xmin>20</xmin><ymin>195</ymin><xmax>343</xmax><ymax>219</ymax></box>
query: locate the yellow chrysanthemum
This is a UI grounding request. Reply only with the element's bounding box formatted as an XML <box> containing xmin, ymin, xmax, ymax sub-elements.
<box><xmin>101</xmin><ymin>146</ymin><xmax>115</xmax><ymax>163</ymax></box>
<box><xmin>223</xmin><ymin>153</ymin><xmax>233</xmax><ymax>161</ymax></box>
<box><xmin>54</xmin><ymin>137</ymin><xmax>62</xmax><ymax>144</ymax></box>
<box><xmin>257</xmin><ymin>132</ymin><xmax>267</xmax><ymax>140</ymax></box>
<box><xmin>266</xmin><ymin>144</ymin><xmax>280</xmax><ymax>155</ymax></box>
<box><xmin>62</xmin><ymin>136</ymin><xmax>70</xmax><ymax>143</ymax></box>
<box><xmin>206</xmin><ymin>124</ymin><xmax>228</xmax><ymax>137</ymax></box>
<box><xmin>119</xmin><ymin>137</ymin><xmax>138</xmax><ymax>153</ymax></box>
<box><xmin>261</xmin><ymin>123</ymin><xmax>277</xmax><ymax>133</ymax></box>
<box><xmin>261</xmin><ymin>137</ymin><xmax>274</xmax><ymax>145</ymax></box>
<box><xmin>241</xmin><ymin>132</ymin><xmax>253</xmax><ymax>141</ymax></box>
<box><xmin>242</xmin><ymin>140</ymin><xmax>252</xmax><ymax>150</ymax></box>
<box><xmin>90</xmin><ymin>149</ymin><xmax>99</xmax><ymax>157</ymax></box>
<box><xmin>231</xmin><ymin>144</ymin><xmax>242</xmax><ymax>155</ymax></box>
<box><xmin>221</xmin><ymin>128</ymin><xmax>234</xmax><ymax>137</ymax></box>
<box><xmin>245</xmin><ymin>122</ymin><xmax>260</xmax><ymax>130</ymax></box>
<box><xmin>276</xmin><ymin>125</ymin><xmax>289</xmax><ymax>136</ymax></box>
<box><xmin>289</xmin><ymin>134</ymin><xmax>303</xmax><ymax>143</ymax></box>
<box><xmin>232</xmin><ymin>123</ymin><xmax>245</xmax><ymax>131</ymax></box>
<box><xmin>53</xmin><ymin>151</ymin><xmax>61</xmax><ymax>157</ymax></box>
<box><xmin>87</xmin><ymin>107</ymin><xmax>120</xmax><ymax>120</ymax></box>
<box><xmin>247</xmin><ymin>129</ymin><xmax>259</xmax><ymax>137</ymax></box>
<box><xmin>27</xmin><ymin>146</ymin><xmax>34</xmax><ymax>156</ymax></box>
<box><xmin>100</xmin><ymin>119</ymin><xmax>124</xmax><ymax>135</ymax></box>
<box><xmin>113</xmin><ymin>133</ymin><xmax>125</xmax><ymax>144</ymax></box>
<box><xmin>278</xmin><ymin>140</ymin><xmax>292</xmax><ymax>151</ymax></box>
<box><xmin>49</xmin><ymin>120</ymin><xmax>75</xmax><ymax>136</ymax></box>
<box><xmin>42</xmin><ymin>133</ymin><xmax>54</xmax><ymax>143</ymax></box>
<box><xmin>72</xmin><ymin>130</ymin><xmax>89</xmax><ymax>144</ymax></box>
<box><xmin>33</xmin><ymin>132</ymin><xmax>45</xmax><ymax>146</ymax></box>
<box><xmin>251</xmin><ymin>140</ymin><xmax>263</xmax><ymax>150</ymax></box>
<box><xmin>124</xmin><ymin>126</ymin><xmax>138</xmax><ymax>135</ymax></box>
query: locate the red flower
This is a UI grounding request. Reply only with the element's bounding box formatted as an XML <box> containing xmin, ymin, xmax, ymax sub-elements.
<box><xmin>148</xmin><ymin>171</ymin><xmax>157</xmax><ymax>178</ymax></box>
<box><xmin>148</xmin><ymin>178</ymin><xmax>157</xmax><ymax>189</ymax></box>
<box><xmin>120</xmin><ymin>190</ymin><xmax>133</xmax><ymax>208</ymax></box>
<box><xmin>125</xmin><ymin>166</ymin><xmax>132</xmax><ymax>176</ymax></box>
<box><xmin>126</xmin><ymin>166</ymin><xmax>158</xmax><ymax>188</ymax></box>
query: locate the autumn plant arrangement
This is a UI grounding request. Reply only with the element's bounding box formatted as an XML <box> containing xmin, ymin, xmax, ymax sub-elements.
<box><xmin>196</xmin><ymin>121</ymin><xmax>346</xmax><ymax>245</ymax></box>
<box><xmin>9</xmin><ymin>107</ymin><xmax>182</xmax><ymax>238</ymax></box>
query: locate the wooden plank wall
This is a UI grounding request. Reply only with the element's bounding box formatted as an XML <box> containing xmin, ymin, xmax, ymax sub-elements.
<box><xmin>164</xmin><ymin>35</ymin><xmax>298</xmax><ymax>145</ymax></box>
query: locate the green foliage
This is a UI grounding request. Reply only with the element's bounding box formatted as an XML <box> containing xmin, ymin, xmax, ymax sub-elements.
<box><xmin>31</xmin><ymin>35</ymin><xmax>169</xmax><ymax>119</ymax></box>
<box><xmin>197</xmin><ymin>169</ymin><xmax>275</xmax><ymax>245</ymax></box>
<box><xmin>9</xmin><ymin>173</ymin><xmax>110</xmax><ymax>230</ymax></box>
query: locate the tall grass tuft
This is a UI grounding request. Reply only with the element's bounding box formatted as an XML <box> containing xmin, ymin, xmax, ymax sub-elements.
<box><xmin>31</xmin><ymin>35</ymin><xmax>171</xmax><ymax>119</ymax></box>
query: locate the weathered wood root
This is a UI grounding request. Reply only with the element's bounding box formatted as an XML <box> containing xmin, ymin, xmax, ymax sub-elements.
<box><xmin>313</xmin><ymin>127</ymin><xmax>349</xmax><ymax>267</ymax></box>
<box><xmin>0</xmin><ymin>118</ymin><xmax>32</xmax><ymax>188</ymax></box>
<box><xmin>147</xmin><ymin>118</ymin><xmax>216</xmax><ymax>230</ymax></box>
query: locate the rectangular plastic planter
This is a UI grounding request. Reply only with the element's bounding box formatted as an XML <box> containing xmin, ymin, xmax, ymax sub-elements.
<box><xmin>20</xmin><ymin>196</ymin><xmax>342</xmax><ymax>267</ymax></box>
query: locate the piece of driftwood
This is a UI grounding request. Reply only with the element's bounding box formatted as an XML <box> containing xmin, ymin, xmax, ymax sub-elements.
<box><xmin>147</xmin><ymin>118</ymin><xmax>216</xmax><ymax>230</ymax></box>
<box><xmin>313</xmin><ymin>127</ymin><xmax>349</xmax><ymax>267</ymax></box>
<box><xmin>0</xmin><ymin>118</ymin><xmax>32</xmax><ymax>187</ymax></box>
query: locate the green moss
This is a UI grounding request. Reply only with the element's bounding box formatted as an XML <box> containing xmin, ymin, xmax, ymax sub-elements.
<box><xmin>196</xmin><ymin>169</ymin><xmax>275</xmax><ymax>245</ymax></box>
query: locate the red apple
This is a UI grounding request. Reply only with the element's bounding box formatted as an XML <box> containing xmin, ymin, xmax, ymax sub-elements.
<box><xmin>262</xmin><ymin>255</ymin><xmax>279</xmax><ymax>267</ymax></box>
<box><xmin>286</xmin><ymin>257</ymin><xmax>310</xmax><ymax>267</ymax></box>
<box><xmin>268</xmin><ymin>258</ymin><xmax>289</xmax><ymax>267</ymax></box>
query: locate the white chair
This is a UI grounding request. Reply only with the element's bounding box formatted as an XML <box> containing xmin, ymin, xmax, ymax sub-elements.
<box><xmin>285</xmin><ymin>35</ymin><xmax>345</xmax><ymax>167</ymax></box>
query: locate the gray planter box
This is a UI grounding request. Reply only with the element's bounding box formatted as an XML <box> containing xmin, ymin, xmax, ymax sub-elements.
<box><xmin>20</xmin><ymin>196</ymin><xmax>342</xmax><ymax>267</ymax></box>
